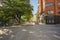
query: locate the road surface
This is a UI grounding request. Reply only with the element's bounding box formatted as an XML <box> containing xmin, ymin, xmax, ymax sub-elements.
<box><xmin>0</xmin><ymin>24</ymin><xmax>60</xmax><ymax>40</ymax></box>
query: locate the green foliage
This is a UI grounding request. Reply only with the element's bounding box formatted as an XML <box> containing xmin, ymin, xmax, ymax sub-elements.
<box><xmin>0</xmin><ymin>0</ymin><xmax>33</xmax><ymax>26</ymax></box>
<box><xmin>22</xmin><ymin>13</ymin><xmax>33</xmax><ymax>21</ymax></box>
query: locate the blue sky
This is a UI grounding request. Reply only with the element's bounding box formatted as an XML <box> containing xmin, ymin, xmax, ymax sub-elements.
<box><xmin>30</xmin><ymin>0</ymin><xmax>38</xmax><ymax>14</ymax></box>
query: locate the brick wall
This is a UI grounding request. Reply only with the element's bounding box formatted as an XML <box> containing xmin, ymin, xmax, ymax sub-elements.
<box><xmin>45</xmin><ymin>0</ymin><xmax>60</xmax><ymax>16</ymax></box>
<box><xmin>39</xmin><ymin>0</ymin><xmax>60</xmax><ymax>16</ymax></box>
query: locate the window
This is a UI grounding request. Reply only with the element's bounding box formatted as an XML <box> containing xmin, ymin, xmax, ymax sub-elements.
<box><xmin>58</xmin><ymin>10</ymin><xmax>60</xmax><ymax>14</ymax></box>
<box><xmin>48</xmin><ymin>10</ymin><xmax>54</xmax><ymax>14</ymax></box>
<box><xmin>45</xmin><ymin>3</ymin><xmax>53</xmax><ymax>7</ymax></box>
<box><xmin>58</xmin><ymin>2</ymin><xmax>60</xmax><ymax>5</ymax></box>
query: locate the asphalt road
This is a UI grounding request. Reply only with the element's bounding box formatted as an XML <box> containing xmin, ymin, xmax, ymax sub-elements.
<box><xmin>0</xmin><ymin>24</ymin><xmax>60</xmax><ymax>40</ymax></box>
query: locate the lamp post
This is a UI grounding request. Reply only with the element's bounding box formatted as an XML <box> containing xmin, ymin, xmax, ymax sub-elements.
<box><xmin>54</xmin><ymin>0</ymin><xmax>56</xmax><ymax>15</ymax></box>
<box><xmin>54</xmin><ymin>0</ymin><xmax>56</xmax><ymax>24</ymax></box>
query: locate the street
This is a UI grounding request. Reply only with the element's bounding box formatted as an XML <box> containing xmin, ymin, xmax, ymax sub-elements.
<box><xmin>0</xmin><ymin>24</ymin><xmax>60</xmax><ymax>40</ymax></box>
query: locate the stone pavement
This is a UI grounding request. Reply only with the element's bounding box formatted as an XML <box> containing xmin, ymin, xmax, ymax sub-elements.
<box><xmin>0</xmin><ymin>24</ymin><xmax>60</xmax><ymax>40</ymax></box>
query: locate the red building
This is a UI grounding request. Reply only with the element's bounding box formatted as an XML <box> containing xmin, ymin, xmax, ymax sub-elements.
<box><xmin>39</xmin><ymin>0</ymin><xmax>60</xmax><ymax>15</ymax></box>
<box><xmin>38</xmin><ymin>0</ymin><xmax>45</xmax><ymax>14</ymax></box>
<box><xmin>45</xmin><ymin>0</ymin><xmax>60</xmax><ymax>16</ymax></box>
<box><xmin>39</xmin><ymin>0</ymin><xmax>60</xmax><ymax>24</ymax></box>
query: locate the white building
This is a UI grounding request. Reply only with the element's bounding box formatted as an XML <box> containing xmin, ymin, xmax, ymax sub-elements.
<box><xmin>31</xmin><ymin>14</ymin><xmax>37</xmax><ymax>22</ymax></box>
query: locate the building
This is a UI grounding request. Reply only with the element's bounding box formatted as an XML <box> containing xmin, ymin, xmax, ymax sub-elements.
<box><xmin>45</xmin><ymin>0</ymin><xmax>60</xmax><ymax>16</ymax></box>
<box><xmin>39</xmin><ymin>0</ymin><xmax>60</xmax><ymax>24</ymax></box>
<box><xmin>39</xmin><ymin>0</ymin><xmax>60</xmax><ymax>15</ymax></box>
<box><xmin>38</xmin><ymin>0</ymin><xmax>45</xmax><ymax>14</ymax></box>
<box><xmin>31</xmin><ymin>14</ymin><xmax>37</xmax><ymax>22</ymax></box>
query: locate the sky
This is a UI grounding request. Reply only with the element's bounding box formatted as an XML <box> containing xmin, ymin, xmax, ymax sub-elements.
<box><xmin>30</xmin><ymin>0</ymin><xmax>38</xmax><ymax>14</ymax></box>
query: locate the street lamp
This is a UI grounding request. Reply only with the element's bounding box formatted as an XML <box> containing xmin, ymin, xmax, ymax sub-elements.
<box><xmin>54</xmin><ymin>0</ymin><xmax>56</xmax><ymax>24</ymax></box>
<box><xmin>54</xmin><ymin>0</ymin><xmax>56</xmax><ymax>15</ymax></box>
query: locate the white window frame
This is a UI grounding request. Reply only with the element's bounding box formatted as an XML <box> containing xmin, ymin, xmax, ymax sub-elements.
<box><xmin>48</xmin><ymin>10</ymin><xmax>54</xmax><ymax>14</ymax></box>
<box><xmin>58</xmin><ymin>2</ymin><xmax>60</xmax><ymax>5</ymax></box>
<box><xmin>45</xmin><ymin>3</ymin><xmax>53</xmax><ymax>7</ymax></box>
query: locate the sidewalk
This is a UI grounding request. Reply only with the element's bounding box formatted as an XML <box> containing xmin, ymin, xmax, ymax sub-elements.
<box><xmin>22</xmin><ymin>22</ymin><xmax>36</xmax><ymax>26</ymax></box>
<box><xmin>39</xmin><ymin>23</ymin><xmax>45</xmax><ymax>25</ymax></box>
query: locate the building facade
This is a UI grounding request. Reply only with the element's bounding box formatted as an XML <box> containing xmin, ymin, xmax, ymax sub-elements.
<box><xmin>45</xmin><ymin>0</ymin><xmax>60</xmax><ymax>16</ymax></box>
<box><xmin>39</xmin><ymin>0</ymin><xmax>60</xmax><ymax>16</ymax></box>
<box><xmin>38</xmin><ymin>0</ymin><xmax>45</xmax><ymax>14</ymax></box>
<box><xmin>39</xmin><ymin>0</ymin><xmax>60</xmax><ymax>24</ymax></box>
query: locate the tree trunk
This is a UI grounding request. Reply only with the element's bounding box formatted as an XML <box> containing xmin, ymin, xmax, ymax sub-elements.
<box><xmin>14</xmin><ymin>14</ymin><xmax>21</xmax><ymax>23</ymax></box>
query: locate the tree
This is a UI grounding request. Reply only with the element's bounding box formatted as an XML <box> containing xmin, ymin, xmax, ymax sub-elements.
<box><xmin>21</xmin><ymin>13</ymin><xmax>33</xmax><ymax>21</ymax></box>
<box><xmin>0</xmin><ymin>0</ymin><xmax>33</xmax><ymax>25</ymax></box>
<box><xmin>0</xmin><ymin>7</ymin><xmax>13</xmax><ymax>26</ymax></box>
